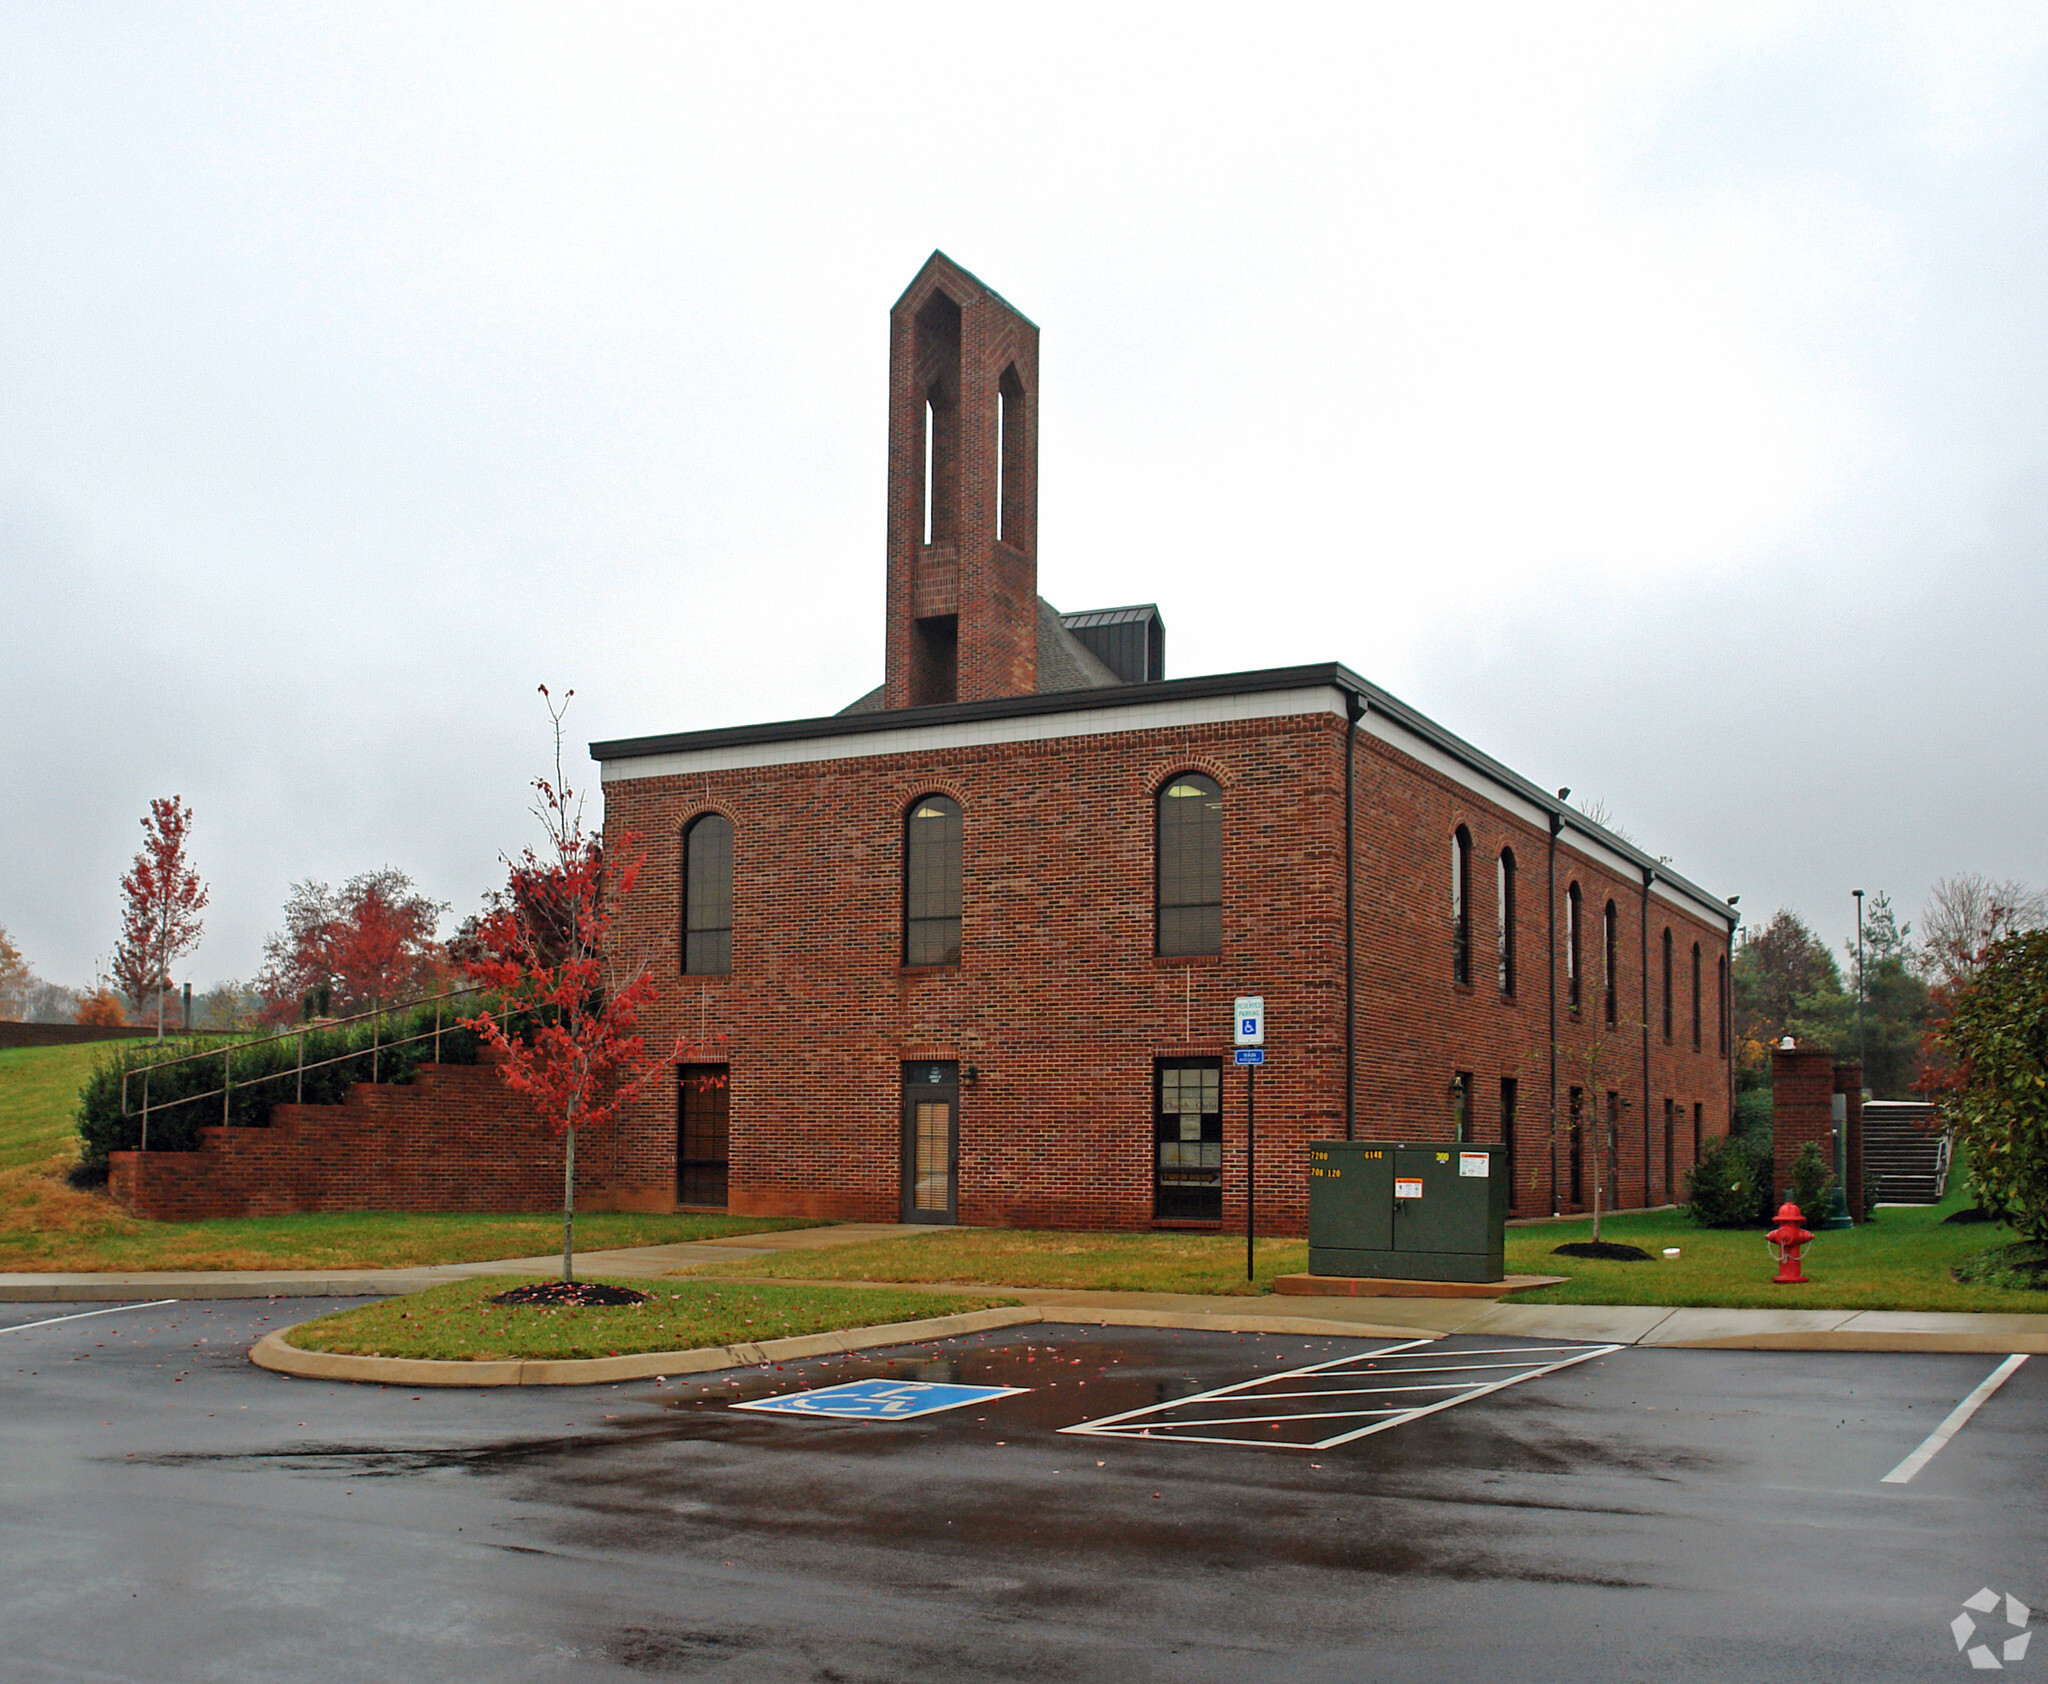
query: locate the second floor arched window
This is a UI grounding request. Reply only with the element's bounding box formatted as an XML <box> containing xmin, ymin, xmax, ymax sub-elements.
<box><xmin>1661</xmin><ymin>927</ymin><xmax>1674</xmax><ymax>1041</ymax></box>
<box><xmin>1603</xmin><ymin>900</ymin><xmax>1619</xmax><ymax>1025</ymax></box>
<box><xmin>1691</xmin><ymin>941</ymin><xmax>1703</xmax><ymax>1049</ymax></box>
<box><xmin>904</xmin><ymin>795</ymin><xmax>963</xmax><ymax>966</ymax></box>
<box><xmin>1566</xmin><ymin>881</ymin><xmax>1583</xmax><ymax>1013</ymax></box>
<box><xmin>1452</xmin><ymin>827</ymin><xmax>1473</xmax><ymax>985</ymax></box>
<box><xmin>681</xmin><ymin>813</ymin><xmax>733</xmax><ymax>975</ymax></box>
<box><xmin>1157</xmin><ymin>774</ymin><xmax>1222</xmax><ymax>956</ymax></box>
<box><xmin>1496</xmin><ymin>848</ymin><xmax>1516</xmax><ymax>996</ymax></box>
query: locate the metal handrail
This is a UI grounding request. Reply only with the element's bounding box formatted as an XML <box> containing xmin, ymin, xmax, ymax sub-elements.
<box><xmin>120</xmin><ymin>985</ymin><xmax>510</xmax><ymax>1151</ymax></box>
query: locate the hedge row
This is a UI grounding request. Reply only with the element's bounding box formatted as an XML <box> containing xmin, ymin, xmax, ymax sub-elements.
<box><xmin>73</xmin><ymin>1002</ymin><xmax>516</xmax><ymax>1174</ymax></box>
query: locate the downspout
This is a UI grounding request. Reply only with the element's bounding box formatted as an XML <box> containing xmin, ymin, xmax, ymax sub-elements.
<box><xmin>1344</xmin><ymin>692</ymin><xmax>1362</xmax><ymax>1141</ymax></box>
<box><xmin>1547</xmin><ymin>811</ymin><xmax>1561</xmax><ymax>1216</ymax></box>
<box><xmin>1725</xmin><ymin>915</ymin><xmax>1737</xmax><ymax>1139</ymax></box>
<box><xmin>1641</xmin><ymin>866</ymin><xmax>1654</xmax><ymax>1213</ymax></box>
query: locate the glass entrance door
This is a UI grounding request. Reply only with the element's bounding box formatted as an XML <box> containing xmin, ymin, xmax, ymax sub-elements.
<box><xmin>1154</xmin><ymin>1058</ymin><xmax>1222</xmax><ymax>1221</ymax></box>
<box><xmin>901</xmin><ymin>1062</ymin><xmax>958</xmax><ymax>1224</ymax></box>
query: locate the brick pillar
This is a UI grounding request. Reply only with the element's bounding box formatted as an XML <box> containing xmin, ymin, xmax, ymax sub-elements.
<box><xmin>1834</xmin><ymin>1062</ymin><xmax>1864</xmax><ymax>1216</ymax></box>
<box><xmin>1770</xmin><ymin>1045</ymin><xmax>1836</xmax><ymax>1211</ymax></box>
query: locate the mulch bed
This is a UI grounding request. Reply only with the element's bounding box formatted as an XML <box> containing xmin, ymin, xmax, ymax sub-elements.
<box><xmin>488</xmin><ymin>1280</ymin><xmax>652</xmax><ymax>1307</ymax></box>
<box><xmin>1551</xmin><ymin>1240</ymin><xmax>1654</xmax><ymax>1262</ymax></box>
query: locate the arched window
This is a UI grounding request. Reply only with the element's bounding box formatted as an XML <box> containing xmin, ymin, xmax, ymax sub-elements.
<box><xmin>1718</xmin><ymin>954</ymin><xmax>1730</xmax><ymax>1055</ymax></box>
<box><xmin>904</xmin><ymin>795</ymin><xmax>962</xmax><ymax>966</ymax></box>
<box><xmin>1661</xmin><ymin>928</ymin><xmax>1674</xmax><ymax>1041</ymax></box>
<box><xmin>1691</xmin><ymin>941</ymin><xmax>1703</xmax><ymax>1050</ymax></box>
<box><xmin>1603</xmin><ymin>900</ymin><xmax>1619</xmax><ymax>1026</ymax></box>
<box><xmin>1156</xmin><ymin>774</ymin><xmax>1222</xmax><ymax>956</ymax></box>
<box><xmin>1566</xmin><ymin>881</ymin><xmax>1582</xmax><ymax>1013</ymax></box>
<box><xmin>681</xmin><ymin>813</ymin><xmax>733</xmax><ymax>976</ymax></box>
<box><xmin>1452</xmin><ymin>827</ymin><xmax>1473</xmax><ymax>985</ymax></box>
<box><xmin>1496</xmin><ymin>848</ymin><xmax>1517</xmax><ymax>996</ymax></box>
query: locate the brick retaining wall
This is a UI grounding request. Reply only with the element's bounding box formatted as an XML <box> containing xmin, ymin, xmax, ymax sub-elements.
<box><xmin>106</xmin><ymin>1061</ymin><xmax>659</xmax><ymax>1221</ymax></box>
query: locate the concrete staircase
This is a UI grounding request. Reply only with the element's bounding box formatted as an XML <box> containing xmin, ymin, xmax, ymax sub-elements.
<box><xmin>1862</xmin><ymin>1100</ymin><xmax>1950</xmax><ymax>1203</ymax></box>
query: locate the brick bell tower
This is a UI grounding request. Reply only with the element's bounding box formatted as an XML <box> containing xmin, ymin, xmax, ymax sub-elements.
<box><xmin>883</xmin><ymin>252</ymin><xmax>1039</xmax><ymax>709</ymax></box>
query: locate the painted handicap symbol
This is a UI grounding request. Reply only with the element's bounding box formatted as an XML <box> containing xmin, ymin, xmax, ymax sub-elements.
<box><xmin>733</xmin><ymin>1378</ymin><xmax>1027</xmax><ymax>1421</ymax></box>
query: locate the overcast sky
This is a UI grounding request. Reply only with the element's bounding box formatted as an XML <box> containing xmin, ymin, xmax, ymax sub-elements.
<box><xmin>5</xmin><ymin>2</ymin><xmax>2046</xmax><ymax>993</ymax></box>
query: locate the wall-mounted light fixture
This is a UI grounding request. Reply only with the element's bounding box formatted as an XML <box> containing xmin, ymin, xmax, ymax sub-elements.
<box><xmin>962</xmin><ymin>1065</ymin><xmax>980</xmax><ymax>1087</ymax></box>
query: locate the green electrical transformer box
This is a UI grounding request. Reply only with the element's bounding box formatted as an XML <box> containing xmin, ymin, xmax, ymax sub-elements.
<box><xmin>1307</xmin><ymin>1141</ymin><xmax>1508</xmax><ymax>1283</ymax></box>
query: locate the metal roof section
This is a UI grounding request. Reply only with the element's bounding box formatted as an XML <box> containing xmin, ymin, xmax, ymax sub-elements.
<box><xmin>591</xmin><ymin>660</ymin><xmax>1735</xmax><ymax>929</ymax></box>
<box><xmin>1059</xmin><ymin>604</ymin><xmax>1160</xmax><ymax>628</ymax></box>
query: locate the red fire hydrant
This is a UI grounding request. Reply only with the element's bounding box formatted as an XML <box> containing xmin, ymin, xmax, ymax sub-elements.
<box><xmin>1766</xmin><ymin>1202</ymin><xmax>1813</xmax><ymax>1284</ymax></box>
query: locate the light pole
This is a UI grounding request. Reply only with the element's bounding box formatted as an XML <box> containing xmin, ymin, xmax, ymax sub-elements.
<box><xmin>1853</xmin><ymin>889</ymin><xmax>1866</xmax><ymax>1076</ymax></box>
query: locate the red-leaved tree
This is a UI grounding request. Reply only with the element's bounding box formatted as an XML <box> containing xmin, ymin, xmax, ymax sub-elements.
<box><xmin>256</xmin><ymin>869</ymin><xmax>449</xmax><ymax>1022</ymax></box>
<box><xmin>462</xmin><ymin>687</ymin><xmax>678</xmax><ymax>1283</ymax></box>
<box><xmin>112</xmin><ymin>797</ymin><xmax>209</xmax><ymax>1039</ymax></box>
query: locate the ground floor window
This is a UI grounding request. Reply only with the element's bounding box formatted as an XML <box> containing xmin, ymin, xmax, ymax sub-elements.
<box><xmin>1500</xmin><ymin>1077</ymin><xmax>1518</xmax><ymax>1206</ymax></box>
<box><xmin>678</xmin><ymin>1064</ymin><xmax>730</xmax><ymax>1208</ymax></box>
<box><xmin>1155</xmin><ymin>1058</ymin><xmax>1222</xmax><ymax>1221</ymax></box>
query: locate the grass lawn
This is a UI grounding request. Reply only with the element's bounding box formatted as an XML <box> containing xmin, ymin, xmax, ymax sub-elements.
<box><xmin>285</xmin><ymin>1277</ymin><xmax>1018</xmax><ymax>1361</ymax></box>
<box><xmin>0</xmin><ymin>1041</ymin><xmax>825</xmax><ymax>1271</ymax></box>
<box><xmin>0</xmin><ymin>1043</ymin><xmax>111</xmax><ymax>1172</ymax></box>
<box><xmin>1501</xmin><ymin>1193</ymin><xmax>2047</xmax><ymax>1313</ymax></box>
<box><xmin>680</xmin><ymin>1228</ymin><xmax>1313</xmax><ymax>1295</ymax></box>
<box><xmin>682</xmin><ymin>1185</ymin><xmax>2047</xmax><ymax>1315</ymax></box>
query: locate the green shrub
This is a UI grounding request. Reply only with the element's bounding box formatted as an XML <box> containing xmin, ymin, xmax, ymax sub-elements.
<box><xmin>1786</xmin><ymin>1140</ymin><xmax>1837</xmax><ymax>1219</ymax></box>
<box><xmin>1686</xmin><ymin>1135</ymin><xmax>1769</xmax><ymax>1228</ymax></box>
<box><xmin>72</xmin><ymin>1001</ymin><xmax>511</xmax><ymax>1173</ymax></box>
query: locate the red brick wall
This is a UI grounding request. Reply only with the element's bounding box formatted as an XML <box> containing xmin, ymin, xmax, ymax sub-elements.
<box><xmin>599</xmin><ymin>704</ymin><xmax>1734</xmax><ymax>1235</ymax></box>
<box><xmin>1348</xmin><ymin>727</ymin><xmax>1732</xmax><ymax>1223</ymax></box>
<box><xmin>105</xmin><ymin>1061</ymin><xmax>656</xmax><ymax>1222</ymax></box>
<box><xmin>1770</xmin><ymin>1046</ymin><xmax>1837</xmax><ymax>1210</ymax></box>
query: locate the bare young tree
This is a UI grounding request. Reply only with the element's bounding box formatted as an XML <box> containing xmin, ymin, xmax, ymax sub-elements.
<box><xmin>1573</xmin><ymin>796</ymin><xmax>1641</xmax><ymax>848</ymax></box>
<box><xmin>1922</xmin><ymin>873</ymin><xmax>2048</xmax><ymax>984</ymax></box>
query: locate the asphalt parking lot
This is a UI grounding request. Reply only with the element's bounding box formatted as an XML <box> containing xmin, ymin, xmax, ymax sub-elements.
<box><xmin>3</xmin><ymin>1298</ymin><xmax>2041</xmax><ymax>1682</ymax></box>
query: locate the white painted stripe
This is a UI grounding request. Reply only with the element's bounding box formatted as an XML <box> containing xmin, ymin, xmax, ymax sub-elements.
<box><xmin>1065</xmin><ymin>1342</ymin><xmax>1624</xmax><ymax>1451</ymax></box>
<box><xmin>1057</xmin><ymin>1337</ymin><xmax>1436</xmax><ymax>1432</ymax></box>
<box><xmin>1310</xmin><ymin>1344</ymin><xmax>1622</xmax><ymax>1449</ymax></box>
<box><xmin>1</xmin><ymin>1299</ymin><xmax>178</xmax><ymax>1333</ymax></box>
<box><xmin>1880</xmin><ymin>1355</ymin><xmax>2028</xmax><ymax>1485</ymax></box>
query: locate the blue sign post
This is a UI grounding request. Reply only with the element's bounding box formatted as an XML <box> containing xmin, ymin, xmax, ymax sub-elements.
<box><xmin>1235</xmin><ymin>997</ymin><xmax>1265</xmax><ymax>1284</ymax></box>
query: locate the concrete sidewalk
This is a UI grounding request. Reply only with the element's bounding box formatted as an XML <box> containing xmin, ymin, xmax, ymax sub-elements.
<box><xmin>5</xmin><ymin>1223</ymin><xmax>2045</xmax><ymax>1353</ymax></box>
<box><xmin>0</xmin><ymin>1222</ymin><xmax>929</xmax><ymax>1304</ymax></box>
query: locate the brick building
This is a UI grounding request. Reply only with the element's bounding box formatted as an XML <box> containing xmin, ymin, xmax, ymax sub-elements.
<box><xmin>592</xmin><ymin>252</ymin><xmax>1738</xmax><ymax>1235</ymax></box>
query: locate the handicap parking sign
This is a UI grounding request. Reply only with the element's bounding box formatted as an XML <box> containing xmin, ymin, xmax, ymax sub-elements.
<box><xmin>732</xmin><ymin>1379</ymin><xmax>1027</xmax><ymax>1421</ymax></box>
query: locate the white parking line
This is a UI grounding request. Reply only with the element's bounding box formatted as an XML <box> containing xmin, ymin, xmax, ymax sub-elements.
<box><xmin>0</xmin><ymin>1300</ymin><xmax>178</xmax><ymax>1334</ymax></box>
<box><xmin>1061</xmin><ymin>1337</ymin><xmax>1623</xmax><ymax>1451</ymax></box>
<box><xmin>1881</xmin><ymin>1354</ymin><xmax>2029</xmax><ymax>1485</ymax></box>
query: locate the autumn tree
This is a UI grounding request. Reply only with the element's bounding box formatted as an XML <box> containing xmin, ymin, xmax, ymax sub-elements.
<box><xmin>462</xmin><ymin>687</ymin><xmax>677</xmax><ymax>1285</ymax></box>
<box><xmin>111</xmin><ymin>797</ymin><xmax>209</xmax><ymax>1040</ymax></box>
<box><xmin>0</xmin><ymin>924</ymin><xmax>34</xmax><ymax>1021</ymax></box>
<box><xmin>256</xmin><ymin>870</ymin><xmax>449</xmax><ymax>1021</ymax></box>
<box><xmin>1927</xmin><ymin>929</ymin><xmax>2048</xmax><ymax>1245</ymax></box>
<box><xmin>75</xmin><ymin>988</ymin><xmax>127</xmax><ymax>1027</ymax></box>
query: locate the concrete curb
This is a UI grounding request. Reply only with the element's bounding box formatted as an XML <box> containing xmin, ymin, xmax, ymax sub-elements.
<box><xmin>251</xmin><ymin>1305</ymin><xmax>1438</xmax><ymax>1387</ymax></box>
